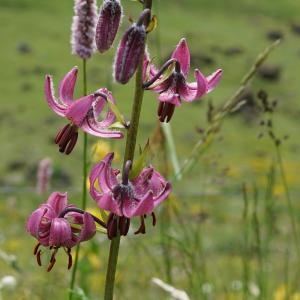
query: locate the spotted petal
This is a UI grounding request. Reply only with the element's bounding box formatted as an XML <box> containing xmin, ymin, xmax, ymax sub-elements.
<box><xmin>96</xmin><ymin>193</ymin><xmax>122</xmax><ymax>216</ymax></box>
<box><xmin>123</xmin><ymin>191</ymin><xmax>154</xmax><ymax>218</ymax></box>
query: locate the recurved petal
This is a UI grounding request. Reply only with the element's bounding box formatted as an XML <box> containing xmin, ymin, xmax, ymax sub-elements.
<box><xmin>26</xmin><ymin>207</ymin><xmax>47</xmax><ymax>238</ymax></box>
<box><xmin>45</xmin><ymin>75</ymin><xmax>68</xmax><ymax>117</ymax></box>
<box><xmin>89</xmin><ymin>153</ymin><xmax>118</xmax><ymax>195</ymax></box>
<box><xmin>153</xmin><ymin>182</ymin><xmax>172</xmax><ymax>206</ymax></box>
<box><xmin>92</xmin><ymin>89</ymin><xmax>116</xmax><ymax>128</ymax></box>
<box><xmin>179</xmin><ymin>69</ymin><xmax>208</xmax><ymax>102</ymax></box>
<box><xmin>171</xmin><ymin>38</ymin><xmax>190</xmax><ymax>78</ymax></box>
<box><xmin>46</xmin><ymin>192</ymin><xmax>68</xmax><ymax>215</ymax></box>
<box><xmin>49</xmin><ymin>218</ymin><xmax>73</xmax><ymax>248</ymax></box>
<box><xmin>207</xmin><ymin>69</ymin><xmax>223</xmax><ymax>93</ymax></box>
<box><xmin>123</xmin><ymin>191</ymin><xmax>154</xmax><ymax>218</ymax></box>
<box><xmin>77</xmin><ymin>212</ymin><xmax>96</xmax><ymax>242</ymax></box>
<box><xmin>95</xmin><ymin>193</ymin><xmax>122</xmax><ymax>216</ymax></box>
<box><xmin>65</xmin><ymin>94</ymin><xmax>95</xmax><ymax>126</ymax></box>
<box><xmin>131</xmin><ymin>167</ymin><xmax>154</xmax><ymax>198</ymax></box>
<box><xmin>81</xmin><ymin>118</ymin><xmax>124</xmax><ymax>139</ymax></box>
<box><xmin>58</xmin><ymin>67</ymin><xmax>78</xmax><ymax>105</ymax></box>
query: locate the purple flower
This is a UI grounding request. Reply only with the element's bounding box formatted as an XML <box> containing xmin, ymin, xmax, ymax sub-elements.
<box><xmin>114</xmin><ymin>9</ymin><xmax>151</xmax><ymax>84</ymax></box>
<box><xmin>89</xmin><ymin>153</ymin><xmax>171</xmax><ymax>239</ymax></box>
<box><xmin>143</xmin><ymin>38</ymin><xmax>223</xmax><ymax>122</ymax></box>
<box><xmin>71</xmin><ymin>0</ymin><xmax>97</xmax><ymax>59</ymax></box>
<box><xmin>26</xmin><ymin>192</ymin><xmax>96</xmax><ymax>271</ymax></box>
<box><xmin>45</xmin><ymin>67</ymin><xmax>123</xmax><ymax>154</ymax></box>
<box><xmin>96</xmin><ymin>0</ymin><xmax>123</xmax><ymax>53</ymax></box>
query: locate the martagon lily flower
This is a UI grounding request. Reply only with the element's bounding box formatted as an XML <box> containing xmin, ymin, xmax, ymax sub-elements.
<box><xmin>89</xmin><ymin>153</ymin><xmax>172</xmax><ymax>239</ymax></box>
<box><xmin>143</xmin><ymin>38</ymin><xmax>223</xmax><ymax>122</ymax></box>
<box><xmin>26</xmin><ymin>192</ymin><xmax>98</xmax><ymax>271</ymax></box>
<box><xmin>45</xmin><ymin>67</ymin><xmax>124</xmax><ymax>154</ymax></box>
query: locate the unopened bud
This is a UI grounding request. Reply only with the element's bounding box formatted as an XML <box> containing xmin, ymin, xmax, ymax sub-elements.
<box><xmin>96</xmin><ymin>0</ymin><xmax>123</xmax><ymax>53</ymax></box>
<box><xmin>114</xmin><ymin>9</ymin><xmax>151</xmax><ymax>84</ymax></box>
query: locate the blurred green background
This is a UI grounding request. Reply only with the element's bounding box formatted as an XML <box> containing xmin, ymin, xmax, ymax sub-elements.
<box><xmin>1</xmin><ymin>0</ymin><xmax>300</xmax><ymax>299</ymax></box>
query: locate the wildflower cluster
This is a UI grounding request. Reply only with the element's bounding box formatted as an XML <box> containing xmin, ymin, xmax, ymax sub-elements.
<box><xmin>26</xmin><ymin>2</ymin><xmax>221</xmax><ymax>295</ymax></box>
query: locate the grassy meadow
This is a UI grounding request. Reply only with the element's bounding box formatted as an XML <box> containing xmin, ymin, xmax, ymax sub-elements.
<box><xmin>1</xmin><ymin>0</ymin><xmax>300</xmax><ymax>299</ymax></box>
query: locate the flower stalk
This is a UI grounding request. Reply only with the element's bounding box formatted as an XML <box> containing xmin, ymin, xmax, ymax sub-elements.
<box><xmin>104</xmin><ymin>1</ymin><xmax>152</xmax><ymax>299</ymax></box>
<box><xmin>69</xmin><ymin>59</ymin><xmax>88</xmax><ymax>300</ymax></box>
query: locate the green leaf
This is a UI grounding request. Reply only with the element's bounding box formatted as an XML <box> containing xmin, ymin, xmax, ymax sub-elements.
<box><xmin>129</xmin><ymin>140</ymin><xmax>151</xmax><ymax>180</ymax></box>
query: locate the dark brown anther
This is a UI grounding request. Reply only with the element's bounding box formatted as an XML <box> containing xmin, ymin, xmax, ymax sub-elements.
<box><xmin>47</xmin><ymin>257</ymin><xmax>56</xmax><ymax>272</ymax></box>
<box><xmin>36</xmin><ymin>249</ymin><xmax>42</xmax><ymax>266</ymax></box>
<box><xmin>54</xmin><ymin>124</ymin><xmax>69</xmax><ymax>144</ymax></box>
<box><xmin>107</xmin><ymin>214</ymin><xmax>118</xmax><ymax>240</ymax></box>
<box><xmin>134</xmin><ymin>216</ymin><xmax>146</xmax><ymax>235</ymax></box>
<box><xmin>55</xmin><ymin>124</ymin><xmax>79</xmax><ymax>154</ymax></box>
<box><xmin>157</xmin><ymin>102</ymin><xmax>164</xmax><ymax>118</ymax></box>
<box><xmin>158</xmin><ymin>102</ymin><xmax>175</xmax><ymax>123</ymax></box>
<box><xmin>33</xmin><ymin>243</ymin><xmax>41</xmax><ymax>255</ymax></box>
<box><xmin>151</xmin><ymin>212</ymin><xmax>156</xmax><ymax>226</ymax></box>
<box><xmin>119</xmin><ymin>216</ymin><xmax>130</xmax><ymax>236</ymax></box>
<box><xmin>65</xmin><ymin>131</ymin><xmax>78</xmax><ymax>155</ymax></box>
<box><xmin>66</xmin><ymin>248</ymin><xmax>72</xmax><ymax>270</ymax></box>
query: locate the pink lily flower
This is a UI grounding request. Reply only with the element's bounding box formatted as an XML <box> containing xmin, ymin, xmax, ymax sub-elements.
<box><xmin>26</xmin><ymin>192</ymin><xmax>96</xmax><ymax>271</ymax></box>
<box><xmin>45</xmin><ymin>67</ymin><xmax>123</xmax><ymax>154</ymax></box>
<box><xmin>143</xmin><ymin>38</ymin><xmax>223</xmax><ymax>122</ymax></box>
<box><xmin>89</xmin><ymin>153</ymin><xmax>172</xmax><ymax>239</ymax></box>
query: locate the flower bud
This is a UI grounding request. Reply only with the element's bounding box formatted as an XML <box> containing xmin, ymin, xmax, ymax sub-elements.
<box><xmin>114</xmin><ymin>9</ymin><xmax>151</xmax><ymax>84</ymax></box>
<box><xmin>71</xmin><ymin>0</ymin><xmax>97</xmax><ymax>59</ymax></box>
<box><xmin>96</xmin><ymin>0</ymin><xmax>123</xmax><ymax>53</ymax></box>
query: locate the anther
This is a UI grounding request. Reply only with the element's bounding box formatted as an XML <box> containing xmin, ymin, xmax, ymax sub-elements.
<box><xmin>33</xmin><ymin>243</ymin><xmax>41</xmax><ymax>255</ymax></box>
<box><xmin>66</xmin><ymin>248</ymin><xmax>72</xmax><ymax>270</ymax></box>
<box><xmin>151</xmin><ymin>212</ymin><xmax>156</xmax><ymax>226</ymax></box>
<box><xmin>119</xmin><ymin>216</ymin><xmax>130</xmax><ymax>236</ymax></box>
<box><xmin>134</xmin><ymin>216</ymin><xmax>146</xmax><ymax>235</ymax></box>
<box><xmin>36</xmin><ymin>249</ymin><xmax>42</xmax><ymax>266</ymax></box>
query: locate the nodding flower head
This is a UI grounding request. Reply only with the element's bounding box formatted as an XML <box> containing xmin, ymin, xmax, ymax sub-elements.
<box><xmin>26</xmin><ymin>192</ymin><xmax>96</xmax><ymax>271</ymax></box>
<box><xmin>114</xmin><ymin>9</ymin><xmax>151</xmax><ymax>84</ymax></box>
<box><xmin>89</xmin><ymin>153</ymin><xmax>172</xmax><ymax>239</ymax></box>
<box><xmin>44</xmin><ymin>67</ymin><xmax>123</xmax><ymax>154</ymax></box>
<box><xmin>143</xmin><ymin>38</ymin><xmax>223</xmax><ymax>122</ymax></box>
<box><xmin>71</xmin><ymin>0</ymin><xmax>97</xmax><ymax>59</ymax></box>
<box><xmin>96</xmin><ymin>0</ymin><xmax>123</xmax><ymax>53</ymax></box>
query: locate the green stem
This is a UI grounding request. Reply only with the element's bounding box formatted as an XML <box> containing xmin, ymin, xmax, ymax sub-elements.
<box><xmin>69</xmin><ymin>59</ymin><xmax>88</xmax><ymax>300</ymax></box>
<box><xmin>103</xmin><ymin>2</ymin><xmax>152</xmax><ymax>299</ymax></box>
<box><xmin>275</xmin><ymin>145</ymin><xmax>300</xmax><ymax>259</ymax></box>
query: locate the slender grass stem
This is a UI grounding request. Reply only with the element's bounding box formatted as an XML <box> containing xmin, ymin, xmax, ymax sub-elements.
<box><xmin>69</xmin><ymin>59</ymin><xmax>88</xmax><ymax>300</ymax></box>
<box><xmin>275</xmin><ymin>145</ymin><xmax>300</xmax><ymax>259</ymax></box>
<box><xmin>103</xmin><ymin>2</ymin><xmax>152</xmax><ymax>299</ymax></box>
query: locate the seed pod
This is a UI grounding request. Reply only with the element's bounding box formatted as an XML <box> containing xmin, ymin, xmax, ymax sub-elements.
<box><xmin>96</xmin><ymin>0</ymin><xmax>123</xmax><ymax>53</ymax></box>
<box><xmin>114</xmin><ymin>9</ymin><xmax>151</xmax><ymax>84</ymax></box>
